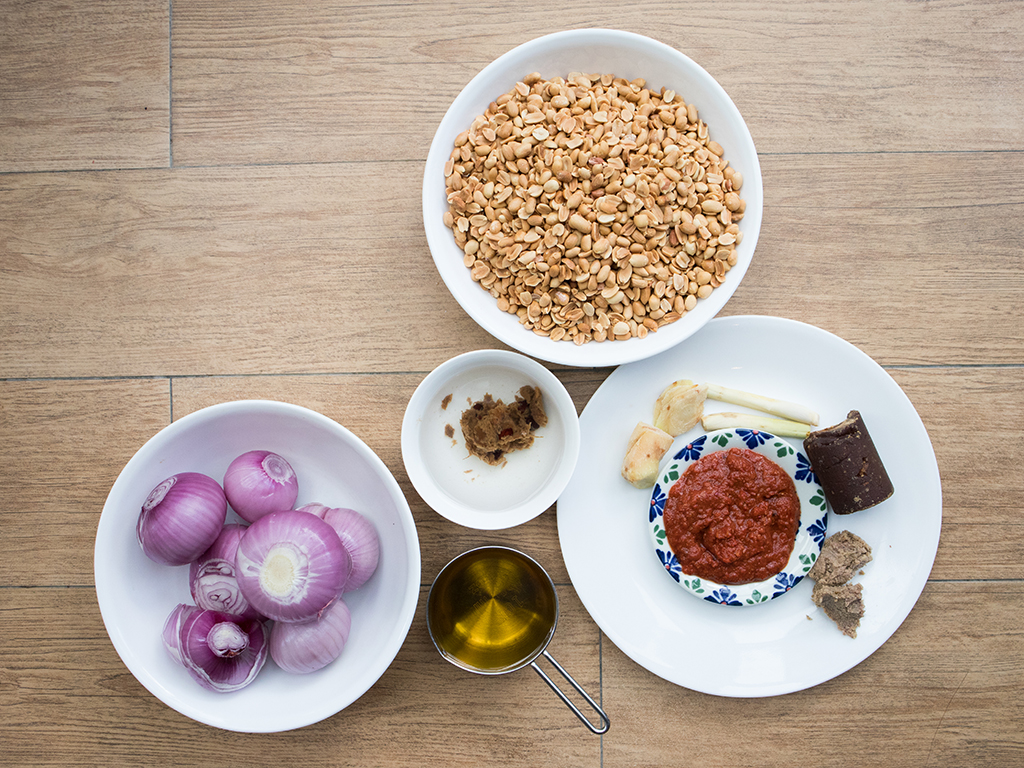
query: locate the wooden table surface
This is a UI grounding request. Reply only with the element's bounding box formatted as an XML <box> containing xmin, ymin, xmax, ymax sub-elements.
<box><xmin>2</xmin><ymin>1</ymin><xmax>1022</xmax><ymax>765</ymax></box>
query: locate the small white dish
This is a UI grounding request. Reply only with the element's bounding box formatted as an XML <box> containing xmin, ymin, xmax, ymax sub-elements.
<box><xmin>94</xmin><ymin>400</ymin><xmax>421</xmax><ymax>732</ymax></box>
<box><xmin>649</xmin><ymin>429</ymin><xmax>827</xmax><ymax>606</ymax></box>
<box><xmin>401</xmin><ymin>349</ymin><xmax>581</xmax><ymax>530</ymax></box>
<box><xmin>422</xmin><ymin>28</ymin><xmax>763</xmax><ymax>368</ymax></box>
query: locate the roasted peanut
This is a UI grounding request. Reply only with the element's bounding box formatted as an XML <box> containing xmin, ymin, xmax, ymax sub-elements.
<box><xmin>443</xmin><ymin>72</ymin><xmax>746</xmax><ymax>343</ymax></box>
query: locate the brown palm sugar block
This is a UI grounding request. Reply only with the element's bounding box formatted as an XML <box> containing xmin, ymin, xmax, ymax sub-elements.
<box><xmin>803</xmin><ymin>410</ymin><xmax>893</xmax><ymax>515</ymax></box>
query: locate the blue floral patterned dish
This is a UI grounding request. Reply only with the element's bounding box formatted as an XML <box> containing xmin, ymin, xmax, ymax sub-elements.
<box><xmin>649</xmin><ymin>429</ymin><xmax>827</xmax><ymax>607</ymax></box>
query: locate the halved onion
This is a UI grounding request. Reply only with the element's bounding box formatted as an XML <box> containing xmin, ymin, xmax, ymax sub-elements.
<box><xmin>164</xmin><ymin>605</ymin><xmax>268</xmax><ymax>693</ymax></box>
<box><xmin>137</xmin><ymin>472</ymin><xmax>227</xmax><ymax>566</ymax></box>
<box><xmin>269</xmin><ymin>597</ymin><xmax>352</xmax><ymax>674</ymax></box>
<box><xmin>235</xmin><ymin>510</ymin><xmax>350</xmax><ymax>623</ymax></box>
<box><xmin>223</xmin><ymin>450</ymin><xmax>299</xmax><ymax>523</ymax></box>
<box><xmin>189</xmin><ymin>524</ymin><xmax>261</xmax><ymax>620</ymax></box>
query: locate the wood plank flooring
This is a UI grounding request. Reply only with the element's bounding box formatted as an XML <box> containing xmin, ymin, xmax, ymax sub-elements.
<box><xmin>1</xmin><ymin>0</ymin><xmax>1021</xmax><ymax>765</ymax></box>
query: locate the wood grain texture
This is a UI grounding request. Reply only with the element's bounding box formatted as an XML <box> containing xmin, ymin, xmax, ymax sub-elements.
<box><xmin>170</xmin><ymin>0</ymin><xmax>1024</xmax><ymax>166</ymax></box>
<box><xmin>890</xmin><ymin>367</ymin><xmax>1024</xmax><ymax>580</ymax></box>
<box><xmin>0</xmin><ymin>0</ymin><xmax>170</xmax><ymax>172</ymax></box>
<box><xmin>2</xmin><ymin>152</ymin><xmax>1021</xmax><ymax>380</ymax></box>
<box><xmin>0</xmin><ymin>379</ymin><xmax>170</xmax><ymax>587</ymax></box>
<box><xmin>601</xmin><ymin>581</ymin><xmax>1024</xmax><ymax>768</ymax></box>
<box><xmin>1</xmin><ymin>0</ymin><xmax>1022</xmax><ymax>763</ymax></box>
<box><xmin>0</xmin><ymin>163</ymin><xmax>492</xmax><ymax>379</ymax></box>
<box><xmin>0</xmin><ymin>585</ymin><xmax>602</xmax><ymax>766</ymax></box>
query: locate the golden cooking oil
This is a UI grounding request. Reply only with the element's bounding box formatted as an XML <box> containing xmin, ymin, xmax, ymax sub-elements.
<box><xmin>427</xmin><ymin>548</ymin><xmax>558</xmax><ymax>674</ymax></box>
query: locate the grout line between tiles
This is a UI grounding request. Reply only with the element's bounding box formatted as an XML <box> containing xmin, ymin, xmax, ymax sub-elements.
<box><xmin>3</xmin><ymin>148</ymin><xmax>1022</xmax><ymax>178</ymax></box>
<box><xmin>168</xmin><ymin>0</ymin><xmax>174</xmax><ymax>168</ymax></box>
<box><xmin>3</xmin><ymin>362</ymin><xmax>1021</xmax><ymax>385</ymax></box>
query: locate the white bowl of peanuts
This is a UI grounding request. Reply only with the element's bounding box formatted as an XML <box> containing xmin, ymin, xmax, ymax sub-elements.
<box><xmin>423</xmin><ymin>28</ymin><xmax>762</xmax><ymax>368</ymax></box>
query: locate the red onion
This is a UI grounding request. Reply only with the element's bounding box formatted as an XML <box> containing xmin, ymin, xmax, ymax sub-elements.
<box><xmin>164</xmin><ymin>605</ymin><xmax>268</xmax><ymax>693</ymax></box>
<box><xmin>321</xmin><ymin>507</ymin><xmax>380</xmax><ymax>592</ymax></box>
<box><xmin>162</xmin><ymin>603</ymin><xmax>200</xmax><ymax>667</ymax></box>
<box><xmin>269</xmin><ymin>598</ymin><xmax>351</xmax><ymax>674</ymax></box>
<box><xmin>223</xmin><ymin>450</ymin><xmax>299</xmax><ymax>523</ymax></box>
<box><xmin>137</xmin><ymin>473</ymin><xmax>227</xmax><ymax>566</ymax></box>
<box><xmin>295</xmin><ymin>502</ymin><xmax>330</xmax><ymax>517</ymax></box>
<box><xmin>235</xmin><ymin>510</ymin><xmax>351</xmax><ymax>623</ymax></box>
<box><xmin>189</xmin><ymin>524</ymin><xmax>261</xmax><ymax>621</ymax></box>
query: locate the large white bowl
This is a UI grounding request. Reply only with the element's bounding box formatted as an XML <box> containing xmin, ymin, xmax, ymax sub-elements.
<box><xmin>94</xmin><ymin>400</ymin><xmax>421</xmax><ymax>732</ymax></box>
<box><xmin>423</xmin><ymin>28</ymin><xmax>763</xmax><ymax>368</ymax></box>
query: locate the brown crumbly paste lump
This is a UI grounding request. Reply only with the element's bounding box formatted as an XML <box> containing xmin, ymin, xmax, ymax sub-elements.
<box><xmin>807</xmin><ymin>530</ymin><xmax>873</xmax><ymax>638</ymax></box>
<box><xmin>811</xmin><ymin>582</ymin><xmax>864</xmax><ymax>639</ymax></box>
<box><xmin>807</xmin><ymin>530</ymin><xmax>873</xmax><ymax>586</ymax></box>
<box><xmin>460</xmin><ymin>386</ymin><xmax>547</xmax><ymax>466</ymax></box>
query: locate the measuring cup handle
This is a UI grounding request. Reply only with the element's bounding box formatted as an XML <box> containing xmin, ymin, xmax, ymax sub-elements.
<box><xmin>530</xmin><ymin>650</ymin><xmax>610</xmax><ymax>734</ymax></box>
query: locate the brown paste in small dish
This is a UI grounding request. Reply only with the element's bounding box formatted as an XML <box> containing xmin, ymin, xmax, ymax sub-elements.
<box><xmin>459</xmin><ymin>386</ymin><xmax>547</xmax><ymax>466</ymax></box>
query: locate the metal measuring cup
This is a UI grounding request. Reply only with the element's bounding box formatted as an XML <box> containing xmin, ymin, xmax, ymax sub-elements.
<box><xmin>426</xmin><ymin>546</ymin><xmax>610</xmax><ymax>734</ymax></box>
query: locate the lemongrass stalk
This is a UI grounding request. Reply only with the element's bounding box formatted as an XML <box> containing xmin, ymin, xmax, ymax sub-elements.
<box><xmin>701</xmin><ymin>411</ymin><xmax>812</xmax><ymax>438</ymax></box>
<box><xmin>704</xmin><ymin>383</ymin><xmax>819</xmax><ymax>426</ymax></box>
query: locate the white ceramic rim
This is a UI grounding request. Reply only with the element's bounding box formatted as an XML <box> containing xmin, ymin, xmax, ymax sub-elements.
<box><xmin>401</xmin><ymin>349</ymin><xmax>581</xmax><ymax>529</ymax></box>
<box><xmin>422</xmin><ymin>28</ymin><xmax>763</xmax><ymax>368</ymax></box>
<box><xmin>94</xmin><ymin>400</ymin><xmax>421</xmax><ymax>731</ymax></box>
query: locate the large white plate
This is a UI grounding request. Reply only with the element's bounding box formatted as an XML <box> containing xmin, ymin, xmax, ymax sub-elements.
<box><xmin>557</xmin><ymin>316</ymin><xmax>942</xmax><ymax>696</ymax></box>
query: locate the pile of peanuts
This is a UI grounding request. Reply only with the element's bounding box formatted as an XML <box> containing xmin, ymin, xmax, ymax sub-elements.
<box><xmin>443</xmin><ymin>72</ymin><xmax>745</xmax><ymax>344</ymax></box>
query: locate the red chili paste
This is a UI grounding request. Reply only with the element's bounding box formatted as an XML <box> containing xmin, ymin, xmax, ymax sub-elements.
<box><xmin>663</xmin><ymin>447</ymin><xmax>800</xmax><ymax>584</ymax></box>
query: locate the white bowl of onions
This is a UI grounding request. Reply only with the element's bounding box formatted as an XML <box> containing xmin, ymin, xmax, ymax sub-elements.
<box><xmin>95</xmin><ymin>400</ymin><xmax>421</xmax><ymax>733</ymax></box>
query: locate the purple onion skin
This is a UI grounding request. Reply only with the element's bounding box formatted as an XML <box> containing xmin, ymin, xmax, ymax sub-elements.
<box><xmin>321</xmin><ymin>508</ymin><xmax>380</xmax><ymax>592</ymax></box>
<box><xmin>176</xmin><ymin>608</ymin><xmax>268</xmax><ymax>693</ymax></box>
<box><xmin>235</xmin><ymin>510</ymin><xmax>350</xmax><ymax>623</ymax></box>
<box><xmin>223</xmin><ymin>450</ymin><xmax>299</xmax><ymax>523</ymax></box>
<box><xmin>137</xmin><ymin>473</ymin><xmax>227</xmax><ymax>566</ymax></box>
<box><xmin>295</xmin><ymin>502</ymin><xmax>330</xmax><ymax>518</ymax></box>
<box><xmin>192</xmin><ymin>523</ymin><xmax>248</xmax><ymax>565</ymax></box>
<box><xmin>270</xmin><ymin>598</ymin><xmax>352</xmax><ymax>674</ymax></box>
<box><xmin>162</xmin><ymin>603</ymin><xmax>201</xmax><ymax>666</ymax></box>
<box><xmin>189</xmin><ymin>524</ymin><xmax>262</xmax><ymax>621</ymax></box>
